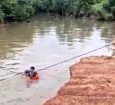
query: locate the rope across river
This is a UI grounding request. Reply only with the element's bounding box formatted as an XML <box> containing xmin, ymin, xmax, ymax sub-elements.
<box><xmin>0</xmin><ymin>43</ymin><xmax>112</xmax><ymax>81</ymax></box>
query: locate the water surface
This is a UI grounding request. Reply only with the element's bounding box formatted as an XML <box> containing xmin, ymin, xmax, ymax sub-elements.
<box><xmin>0</xmin><ymin>16</ymin><xmax>115</xmax><ymax>105</ymax></box>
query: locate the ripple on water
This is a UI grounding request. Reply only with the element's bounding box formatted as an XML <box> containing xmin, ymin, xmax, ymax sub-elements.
<box><xmin>0</xmin><ymin>16</ymin><xmax>114</xmax><ymax>105</ymax></box>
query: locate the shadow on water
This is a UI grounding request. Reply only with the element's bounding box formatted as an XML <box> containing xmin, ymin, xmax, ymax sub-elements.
<box><xmin>0</xmin><ymin>15</ymin><xmax>115</xmax><ymax>105</ymax></box>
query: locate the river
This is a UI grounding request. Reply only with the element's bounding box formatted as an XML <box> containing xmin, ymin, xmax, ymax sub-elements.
<box><xmin>0</xmin><ymin>15</ymin><xmax>114</xmax><ymax>105</ymax></box>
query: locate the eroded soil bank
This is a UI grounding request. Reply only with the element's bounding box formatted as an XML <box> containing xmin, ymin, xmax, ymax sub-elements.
<box><xmin>44</xmin><ymin>56</ymin><xmax>115</xmax><ymax>105</ymax></box>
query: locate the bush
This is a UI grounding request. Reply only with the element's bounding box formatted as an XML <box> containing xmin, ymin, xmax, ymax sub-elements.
<box><xmin>0</xmin><ymin>0</ymin><xmax>115</xmax><ymax>23</ymax></box>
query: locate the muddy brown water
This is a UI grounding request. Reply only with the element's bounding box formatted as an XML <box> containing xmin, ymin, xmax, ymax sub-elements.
<box><xmin>0</xmin><ymin>16</ymin><xmax>115</xmax><ymax>105</ymax></box>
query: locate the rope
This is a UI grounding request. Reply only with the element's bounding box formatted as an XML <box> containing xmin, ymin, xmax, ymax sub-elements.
<box><xmin>36</xmin><ymin>44</ymin><xmax>110</xmax><ymax>71</ymax></box>
<box><xmin>0</xmin><ymin>44</ymin><xmax>111</xmax><ymax>82</ymax></box>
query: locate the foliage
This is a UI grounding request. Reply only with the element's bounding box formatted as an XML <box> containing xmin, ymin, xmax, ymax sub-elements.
<box><xmin>92</xmin><ymin>0</ymin><xmax>115</xmax><ymax>20</ymax></box>
<box><xmin>0</xmin><ymin>0</ymin><xmax>35</xmax><ymax>22</ymax></box>
<box><xmin>0</xmin><ymin>0</ymin><xmax>115</xmax><ymax>23</ymax></box>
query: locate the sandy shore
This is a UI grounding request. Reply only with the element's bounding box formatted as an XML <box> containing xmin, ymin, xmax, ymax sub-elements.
<box><xmin>44</xmin><ymin>56</ymin><xmax>115</xmax><ymax>105</ymax></box>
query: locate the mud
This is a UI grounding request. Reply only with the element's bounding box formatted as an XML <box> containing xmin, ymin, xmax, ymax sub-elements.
<box><xmin>44</xmin><ymin>56</ymin><xmax>115</xmax><ymax>105</ymax></box>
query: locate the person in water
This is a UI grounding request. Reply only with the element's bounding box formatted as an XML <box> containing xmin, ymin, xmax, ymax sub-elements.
<box><xmin>24</xmin><ymin>66</ymin><xmax>37</xmax><ymax>79</ymax></box>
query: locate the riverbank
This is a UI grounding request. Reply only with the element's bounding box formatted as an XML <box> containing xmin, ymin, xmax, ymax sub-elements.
<box><xmin>44</xmin><ymin>56</ymin><xmax>115</xmax><ymax>105</ymax></box>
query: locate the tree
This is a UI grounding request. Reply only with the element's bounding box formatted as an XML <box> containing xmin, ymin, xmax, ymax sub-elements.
<box><xmin>92</xmin><ymin>0</ymin><xmax>115</xmax><ymax>20</ymax></box>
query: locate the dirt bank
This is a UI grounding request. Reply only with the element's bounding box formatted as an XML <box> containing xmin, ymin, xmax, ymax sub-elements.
<box><xmin>44</xmin><ymin>56</ymin><xmax>115</xmax><ymax>105</ymax></box>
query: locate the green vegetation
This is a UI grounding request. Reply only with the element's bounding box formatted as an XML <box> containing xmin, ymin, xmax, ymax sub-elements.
<box><xmin>0</xmin><ymin>0</ymin><xmax>115</xmax><ymax>23</ymax></box>
<box><xmin>92</xmin><ymin>0</ymin><xmax>115</xmax><ymax>20</ymax></box>
<box><xmin>0</xmin><ymin>0</ymin><xmax>36</xmax><ymax>23</ymax></box>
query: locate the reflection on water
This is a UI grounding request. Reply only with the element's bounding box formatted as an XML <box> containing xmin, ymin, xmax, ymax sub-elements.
<box><xmin>0</xmin><ymin>16</ymin><xmax>115</xmax><ymax>105</ymax></box>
